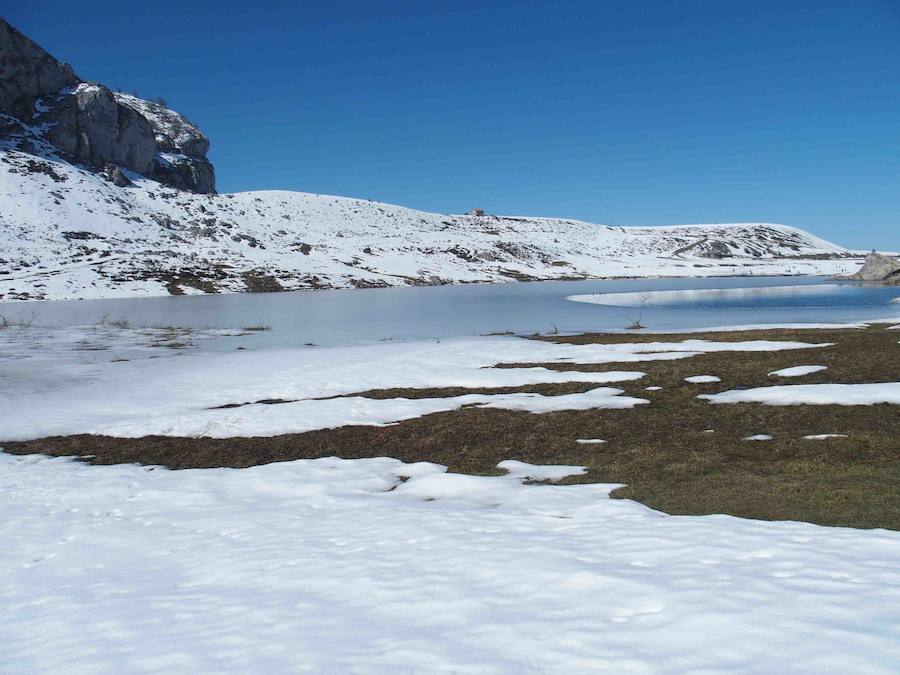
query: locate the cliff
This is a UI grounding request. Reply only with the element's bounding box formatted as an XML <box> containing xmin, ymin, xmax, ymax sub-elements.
<box><xmin>0</xmin><ymin>18</ymin><xmax>214</xmax><ymax>193</ymax></box>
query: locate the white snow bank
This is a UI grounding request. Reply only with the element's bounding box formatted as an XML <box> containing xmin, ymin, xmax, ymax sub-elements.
<box><xmin>685</xmin><ymin>375</ymin><xmax>721</xmax><ymax>383</ymax></box>
<box><xmin>769</xmin><ymin>365</ymin><xmax>828</xmax><ymax>377</ymax></box>
<box><xmin>1</xmin><ymin>453</ymin><xmax>898</xmax><ymax>673</ymax></box>
<box><xmin>575</xmin><ymin>438</ymin><xmax>607</xmax><ymax>444</ymax></box>
<box><xmin>702</xmin><ymin>383</ymin><xmax>900</xmax><ymax>406</ymax></box>
<box><xmin>803</xmin><ymin>434</ymin><xmax>848</xmax><ymax>440</ymax></box>
<box><xmin>743</xmin><ymin>434</ymin><xmax>774</xmax><ymax>441</ymax></box>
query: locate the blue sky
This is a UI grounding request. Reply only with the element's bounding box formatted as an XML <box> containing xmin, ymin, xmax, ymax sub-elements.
<box><xmin>8</xmin><ymin>1</ymin><xmax>900</xmax><ymax>248</ymax></box>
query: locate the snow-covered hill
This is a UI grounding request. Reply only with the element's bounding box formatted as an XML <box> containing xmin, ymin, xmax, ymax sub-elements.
<box><xmin>0</xmin><ymin>146</ymin><xmax>860</xmax><ymax>302</ymax></box>
<box><xmin>0</xmin><ymin>17</ymin><xmax>864</xmax><ymax>302</ymax></box>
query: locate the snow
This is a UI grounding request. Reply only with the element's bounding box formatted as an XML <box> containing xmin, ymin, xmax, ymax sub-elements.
<box><xmin>496</xmin><ymin>459</ymin><xmax>586</xmax><ymax>481</ymax></box>
<box><xmin>2</xmin><ymin>453</ymin><xmax>899</xmax><ymax>673</ymax></box>
<box><xmin>702</xmin><ymin>383</ymin><xmax>900</xmax><ymax>406</ymax></box>
<box><xmin>0</xmin><ymin>327</ymin><xmax>830</xmax><ymax>441</ymax></box>
<box><xmin>645</xmin><ymin>386</ymin><xmax>662</xmax><ymax>390</ymax></box>
<box><xmin>575</xmin><ymin>438</ymin><xmax>607</xmax><ymax>444</ymax></box>
<box><xmin>685</xmin><ymin>375</ymin><xmax>721</xmax><ymax>383</ymax></box>
<box><xmin>0</xmin><ymin>146</ymin><xmax>863</xmax><ymax>302</ymax></box>
<box><xmin>803</xmin><ymin>434</ymin><xmax>848</xmax><ymax>440</ymax></box>
<box><xmin>743</xmin><ymin>434</ymin><xmax>774</xmax><ymax>441</ymax></box>
<box><xmin>769</xmin><ymin>365</ymin><xmax>828</xmax><ymax>377</ymax></box>
<box><xmin>93</xmin><ymin>388</ymin><xmax>649</xmax><ymax>439</ymax></box>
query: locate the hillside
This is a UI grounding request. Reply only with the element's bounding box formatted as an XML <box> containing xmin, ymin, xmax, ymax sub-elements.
<box><xmin>0</xmin><ymin>17</ymin><xmax>861</xmax><ymax>302</ymax></box>
<box><xmin>0</xmin><ymin>146</ymin><xmax>861</xmax><ymax>301</ymax></box>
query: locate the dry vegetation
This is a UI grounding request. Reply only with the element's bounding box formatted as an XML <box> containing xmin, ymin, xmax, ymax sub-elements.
<box><xmin>3</xmin><ymin>325</ymin><xmax>898</xmax><ymax>529</ymax></box>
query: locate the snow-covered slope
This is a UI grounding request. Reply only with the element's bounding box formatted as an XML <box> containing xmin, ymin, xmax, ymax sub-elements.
<box><xmin>0</xmin><ymin>146</ymin><xmax>858</xmax><ymax>302</ymax></box>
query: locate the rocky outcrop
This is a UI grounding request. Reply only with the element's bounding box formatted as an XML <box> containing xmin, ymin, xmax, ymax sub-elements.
<box><xmin>0</xmin><ymin>18</ymin><xmax>215</xmax><ymax>193</ymax></box>
<box><xmin>840</xmin><ymin>251</ymin><xmax>900</xmax><ymax>284</ymax></box>
<box><xmin>43</xmin><ymin>83</ymin><xmax>157</xmax><ymax>175</ymax></box>
<box><xmin>114</xmin><ymin>93</ymin><xmax>215</xmax><ymax>194</ymax></box>
<box><xmin>0</xmin><ymin>19</ymin><xmax>77</xmax><ymax>120</ymax></box>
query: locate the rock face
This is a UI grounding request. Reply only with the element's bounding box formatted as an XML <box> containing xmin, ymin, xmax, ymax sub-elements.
<box><xmin>43</xmin><ymin>83</ymin><xmax>158</xmax><ymax>175</ymax></box>
<box><xmin>0</xmin><ymin>18</ymin><xmax>215</xmax><ymax>193</ymax></box>
<box><xmin>0</xmin><ymin>19</ymin><xmax>77</xmax><ymax>120</ymax></box>
<box><xmin>114</xmin><ymin>93</ymin><xmax>215</xmax><ymax>194</ymax></box>
<box><xmin>841</xmin><ymin>251</ymin><xmax>900</xmax><ymax>283</ymax></box>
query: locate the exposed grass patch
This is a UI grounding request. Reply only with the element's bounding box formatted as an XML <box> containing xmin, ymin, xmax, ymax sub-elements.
<box><xmin>3</xmin><ymin>325</ymin><xmax>898</xmax><ymax>529</ymax></box>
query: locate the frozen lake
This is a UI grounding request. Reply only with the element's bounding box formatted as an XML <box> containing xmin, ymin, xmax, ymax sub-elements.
<box><xmin>1</xmin><ymin>276</ymin><xmax>897</xmax><ymax>347</ymax></box>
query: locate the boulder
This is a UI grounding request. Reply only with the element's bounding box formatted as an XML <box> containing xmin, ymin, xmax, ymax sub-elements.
<box><xmin>104</xmin><ymin>164</ymin><xmax>132</xmax><ymax>187</ymax></box>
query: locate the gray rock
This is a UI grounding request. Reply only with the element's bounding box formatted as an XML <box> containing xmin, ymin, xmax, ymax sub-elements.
<box><xmin>0</xmin><ymin>18</ymin><xmax>215</xmax><ymax>194</ymax></box>
<box><xmin>104</xmin><ymin>164</ymin><xmax>132</xmax><ymax>187</ymax></box>
<box><xmin>841</xmin><ymin>251</ymin><xmax>900</xmax><ymax>283</ymax></box>
<box><xmin>44</xmin><ymin>84</ymin><xmax>157</xmax><ymax>175</ymax></box>
<box><xmin>114</xmin><ymin>94</ymin><xmax>209</xmax><ymax>157</ymax></box>
<box><xmin>0</xmin><ymin>18</ymin><xmax>78</xmax><ymax>120</ymax></box>
<box><xmin>151</xmin><ymin>153</ymin><xmax>215</xmax><ymax>194</ymax></box>
<box><xmin>115</xmin><ymin>93</ymin><xmax>215</xmax><ymax>193</ymax></box>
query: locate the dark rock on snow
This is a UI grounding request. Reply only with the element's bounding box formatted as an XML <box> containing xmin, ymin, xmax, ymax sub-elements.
<box><xmin>0</xmin><ymin>18</ymin><xmax>215</xmax><ymax>193</ymax></box>
<box><xmin>104</xmin><ymin>163</ymin><xmax>132</xmax><ymax>187</ymax></box>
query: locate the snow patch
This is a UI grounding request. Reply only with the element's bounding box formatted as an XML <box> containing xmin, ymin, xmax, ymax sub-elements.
<box><xmin>702</xmin><ymin>383</ymin><xmax>900</xmax><ymax>406</ymax></box>
<box><xmin>769</xmin><ymin>365</ymin><xmax>828</xmax><ymax>377</ymax></box>
<box><xmin>496</xmin><ymin>460</ymin><xmax>587</xmax><ymax>481</ymax></box>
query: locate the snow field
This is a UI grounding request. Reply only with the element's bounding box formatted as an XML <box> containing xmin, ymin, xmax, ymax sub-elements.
<box><xmin>1</xmin><ymin>453</ymin><xmax>899</xmax><ymax>674</ymax></box>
